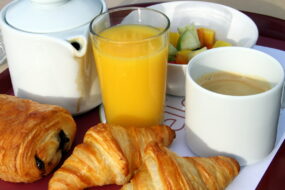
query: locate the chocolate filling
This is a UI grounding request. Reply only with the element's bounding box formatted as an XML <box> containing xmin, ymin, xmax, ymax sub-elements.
<box><xmin>35</xmin><ymin>155</ymin><xmax>45</xmax><ymax>171</ymax></box>
<box><xmin>34</xmin><ymin>130</ymin><xmax>69</xmax><ymax>171</ymax></box>
<box><xmin>59</xmin><ymin>130</ymin><xmax>70</xmax><ymax>152</ymax></box>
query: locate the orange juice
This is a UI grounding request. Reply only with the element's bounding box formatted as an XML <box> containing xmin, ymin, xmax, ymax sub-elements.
<box><xmin>93</xmin><ymin>24</ymin><xmax>168</xmax><ymax>127</ymax></box>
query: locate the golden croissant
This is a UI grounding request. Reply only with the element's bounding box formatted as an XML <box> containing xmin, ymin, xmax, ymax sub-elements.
<box><xmin>49</xmin><ymin>123</ymin><xmax>175</xmax><ymax>190</ymax></box>
<box><xmin>121</xmin><ymin>142</ymin><xmax>240</xmax><ymax>190</ymax></box>
<box><xmin>0</xmin><ymin>94</ymin><xmax>76</xmax><ymax>183</ymax></box>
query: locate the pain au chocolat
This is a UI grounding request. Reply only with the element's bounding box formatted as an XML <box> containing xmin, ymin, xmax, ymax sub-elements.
<box><xmin>0</xmin><ymin>94</ymin><xmax>76</xmax><ymax>183</ymax></box>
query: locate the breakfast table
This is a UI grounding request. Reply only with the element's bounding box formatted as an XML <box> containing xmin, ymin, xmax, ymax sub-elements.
<box><xmin>1</xmin><ymin>1</ymin><xmax>285</xmax><ymax>190</ymax></box>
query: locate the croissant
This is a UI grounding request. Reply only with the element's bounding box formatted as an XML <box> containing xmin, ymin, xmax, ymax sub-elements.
<box><xmin>121</xmin><ymin>142</ymin><xmax>240</xmax><ymax>190</ymax></box>
<box><xmin>48</xmin><ymin>123</ymin><xmax>175</xmax><ymax>190</ymax></box>
<box><xmin>0</xmin><ymin>94</ymin><xmax>77</xmax><ymax>183</ymax></box>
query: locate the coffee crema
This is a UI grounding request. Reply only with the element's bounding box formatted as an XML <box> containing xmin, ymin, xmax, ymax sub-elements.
<box><xmin>196</xmin><ymin>71</ymin><xmax>271</xmax><ymax>96</ymax></box>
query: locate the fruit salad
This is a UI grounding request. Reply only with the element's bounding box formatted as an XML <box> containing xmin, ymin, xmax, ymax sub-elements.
<box><xmin>168</xmin><ymin>24</ymin><xmax>232</xmax><ymax>64</ymax></box>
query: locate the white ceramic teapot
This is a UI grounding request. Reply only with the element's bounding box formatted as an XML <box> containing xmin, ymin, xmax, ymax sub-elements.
<box><xmin>0</xmin><ymin>0</ymin><xmax>106</xmax><ymax>115</ymax></box>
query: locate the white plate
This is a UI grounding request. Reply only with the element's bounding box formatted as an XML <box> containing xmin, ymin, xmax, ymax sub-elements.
<box><xmin>99</xmin><ymin>45</ymin><xmax>285</xmax><ymax>190</ymax></box>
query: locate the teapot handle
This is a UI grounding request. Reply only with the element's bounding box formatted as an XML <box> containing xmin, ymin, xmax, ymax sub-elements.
<box><xmin>65</xmin><ymin>0</ymin><xmax>107</xmax><ymax>58</ymax></box>
<box><xmin>67</xmin><ymin>35</ymin><xmax>88</xmax><ymax>58</ymax></box>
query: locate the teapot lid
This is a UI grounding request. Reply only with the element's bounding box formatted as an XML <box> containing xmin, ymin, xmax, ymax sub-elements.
<box><xmin>4</xmin><ymin>0</ymin><xmax>105</xmax><ymax>33</ymax></box>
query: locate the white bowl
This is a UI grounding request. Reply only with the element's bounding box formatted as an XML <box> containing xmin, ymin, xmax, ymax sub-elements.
<box><xmin>148</xmin><ymin>1</ymin><xmax>258</xmax><ymax>96</ymax></box>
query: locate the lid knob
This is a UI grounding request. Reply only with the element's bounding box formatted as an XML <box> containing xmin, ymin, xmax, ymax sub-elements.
<box><xmin>30</xmin><ymin>0</ymin><xmax>69</xmax><ymax>4</ymax></box>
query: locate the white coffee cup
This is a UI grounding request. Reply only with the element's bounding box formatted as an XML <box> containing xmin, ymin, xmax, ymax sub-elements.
<box><xmin>185</xmin><ymin>47</ymin><xmax>285</xmax><ymax>166</ymax></box>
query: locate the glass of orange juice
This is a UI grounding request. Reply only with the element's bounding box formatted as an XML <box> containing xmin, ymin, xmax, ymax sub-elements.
<box><xmin>90</xmin><ymin>7</ymin><xmax>169</xmax><ymax>127</ymax></box>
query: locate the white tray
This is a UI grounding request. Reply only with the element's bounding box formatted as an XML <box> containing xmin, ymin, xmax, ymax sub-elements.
<box><xmin>100</xmin><ymin>45</ymin><xmax>285</xmax><ymax>190</ymax></box>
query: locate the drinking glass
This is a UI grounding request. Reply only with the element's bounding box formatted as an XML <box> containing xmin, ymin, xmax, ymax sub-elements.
<box><xmin>90</xmin><ymin>7</ymin><xmax>170</xmax><ymax>127</ymax></box>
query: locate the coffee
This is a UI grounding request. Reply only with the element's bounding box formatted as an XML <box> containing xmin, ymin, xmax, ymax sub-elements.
<box><xmin>196</xmin><ymin>71</ymin><xmax>271</xmax><ymax>96</ymax></box>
